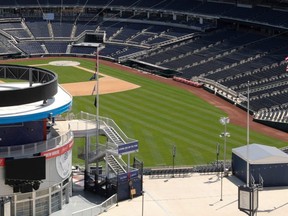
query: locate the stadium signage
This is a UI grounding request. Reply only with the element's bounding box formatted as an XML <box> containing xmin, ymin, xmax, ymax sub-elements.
<box><xmin>118</xmin><ymin>170</ymin><xmax>138</xmax><ymax>182</ymax></box>
<box><xmin>41</xmin><ymin>140</ymin><xmax>73</xmax><ymax>159</ymax></box>
<box><xmin>118</xmin><ymin>141</ymin><xmax>138</xmax><ymax>155</ymax></box>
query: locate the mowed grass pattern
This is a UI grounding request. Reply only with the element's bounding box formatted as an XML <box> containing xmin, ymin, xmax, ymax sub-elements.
<box><xmin>9</xmin><ymin>57</ymin><xmax>288</xmax><ymax>167</ymax></box>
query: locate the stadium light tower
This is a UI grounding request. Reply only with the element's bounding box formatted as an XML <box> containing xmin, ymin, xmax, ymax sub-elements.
<box><xmin>219</xmin><ymin>116</ymin><xmax>230</xmax><ymax>201</ymax></box>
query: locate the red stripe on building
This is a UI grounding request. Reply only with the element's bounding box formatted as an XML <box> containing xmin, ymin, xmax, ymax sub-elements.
<box><xmin>41</xmin><ymin>140</ymin><xmax>74</xmax><ymax>159</ymax></box>
<box><xmin>0</xmin><ymin>158</ymin><xmax>5</xmax><ymax>167</ymax></box>
<box><xmin>0</xmin><ymin>140</ymin><xmax>73</xmax><ymax>167</ymax></box>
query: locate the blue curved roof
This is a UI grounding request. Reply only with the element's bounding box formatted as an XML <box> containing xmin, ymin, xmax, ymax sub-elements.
<box><xmin>0</xmin><ymin>84</ymin><xmax>72</xmax><ymax>124</ymax></box>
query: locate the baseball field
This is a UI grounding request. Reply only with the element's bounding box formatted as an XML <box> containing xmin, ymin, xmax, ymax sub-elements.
<box><xmin>3</xmin><ymin>57</ymin><xmax>288</xmax><ymax>167</ymax></box>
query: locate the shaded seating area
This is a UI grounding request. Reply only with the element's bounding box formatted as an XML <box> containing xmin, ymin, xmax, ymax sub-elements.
<box><xmin>74</xmin><ymin>21</ymin><xmax>99</xmax><ymax>37</ymax></box>
<box><xmin>15</xmin><ymin>41</ymin><xmax>45</xmax><ymax>55</ymax></box>
<box><xmin>25</xmin><ymin>19</ymin><xmax>50</xmax><ymax>38</ymax></box>
<box><xmin>0</xmin><ymin>5</ymin><xmax>287</xmax><ymax>129</ymax></box>
<box><xmin>0</xmin><ymin>34</ymin><xmax>20</xmax><ymax>54</ymax></box>
<box><xmin>70</xmin><ymin>46</ymin><xmax>97</xmax><ymax>55</ymax></box>
<box><xmin>44</xmin><ymin>41</ymin><xmax>70</xmax><ymax>53</ymax></box>
<box><xmin>51</xmin><ymin>21</ymin><xmax>74</xmax><ymax>38</ymax></box>
<box><xmin>0</xmin><ymin>21</ymin><xmax>31</xmax><ymax>39</ymax></box>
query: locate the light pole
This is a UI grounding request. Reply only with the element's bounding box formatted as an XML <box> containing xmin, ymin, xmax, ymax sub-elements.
<box><xmin>141</xmin><ymin>161</ymin><xmax>144</xmax><ymax>216</ymax></box>
<box><xmin>172</xmin><ymin>145</ymin><xmax>176</xmax><ymax>178</ymax></box>
<box><xmin>94</xmin><ymin>44</ymin><xmax>105</xmax><ymax>182</ymax></box>
<box><xmin>95</xmin><ymin>45</ymin><xmax>100</xmax><ymax>182</ymax></box>
<box><xmin>219</xmin><ymin>117</ymin><xmax>230</xmax><ymax>176</ymax></box>
<box><xmin>216</xmin><ymin>143</ymin><xmax>220</xmax><ymax>168</ymax></box>
<box><xmin>142</xmin><ymin>190</ymin><xmax>144</xmax><ymax>216</ymax></box>
<box><xmin>219</xmin><ymin>116</ymin><xmax>230</xmax><ymax>201</ymax></box>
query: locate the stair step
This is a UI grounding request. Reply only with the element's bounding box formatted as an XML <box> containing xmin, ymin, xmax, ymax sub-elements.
<box><xmin>103</xmin><ymin>126</ymin><xmax>125</xmax><ymax>145</ymax></box>
<box><xmin>106</xmin><ymin>155</ymin><xmax>126</xmax><ymax>174</ymax></box>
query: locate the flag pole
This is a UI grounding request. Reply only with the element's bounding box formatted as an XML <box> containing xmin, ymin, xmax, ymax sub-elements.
<box><xmin>95</xmin><ymin>46</ymin><xmax>100</xmax><ymax>179</ymax></box>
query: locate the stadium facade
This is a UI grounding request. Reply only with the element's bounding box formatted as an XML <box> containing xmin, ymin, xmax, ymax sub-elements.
<box><xmin>0</xmin><ymin>65</ymin><xmax>73</xmax><ymax>215</ymax></box>
<box><xmin>0</xmin><ymin>63</ymin><xmax>141</xmax><ymax>216</ymax></box>
<box><xmin>0</xmin><ymin>0</ymin><xmax>288</xmax><ymax>215</ymax></box>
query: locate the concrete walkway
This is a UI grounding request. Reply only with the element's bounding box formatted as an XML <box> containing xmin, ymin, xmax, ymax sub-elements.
<box><xmin>101</xmin><ymin>173</ymin><xmax>288</xmax><ymax>216</ymax></box>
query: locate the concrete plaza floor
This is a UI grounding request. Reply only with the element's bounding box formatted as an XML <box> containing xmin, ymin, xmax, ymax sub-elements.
<box><xmin>102</xmin><ymin>173</ymin><xmax>288</xmax><ymax>216</ymax></box>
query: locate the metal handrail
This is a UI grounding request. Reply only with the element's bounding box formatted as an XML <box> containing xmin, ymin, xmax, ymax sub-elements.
<box><xmin>71</xmin><ymin>194</ymin><xmax>117</xmax><ymax>216</ymax></box>
<box><xmin>71</xmin><ymin>111</ymin><xmax>136</xmax><ymax>143</ymax></box>
<box><xmin>0</xmin><ymin>130</ymin><xmax>73</xmax><ymax>158</ymax></box>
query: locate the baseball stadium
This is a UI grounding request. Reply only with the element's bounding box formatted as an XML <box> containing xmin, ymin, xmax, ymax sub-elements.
<box><xmin>0</xmin><ymin>0</ymin><xmax>288</xmax><ymax>216</ymax></box>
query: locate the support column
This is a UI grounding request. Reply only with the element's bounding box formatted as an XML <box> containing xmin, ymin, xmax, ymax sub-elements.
<box><xmin>199</xmin><ymin>17</ymin><xmax>203</xmax><ymax>25</ymax></box>
<box><xmin>84</xmin><ymin>135</ymin><xmax>90</xmax><ymax>190</ymax></box>
<box><xmin>29</xmin><ymin>68</ymin><xmax>33</xmax><ymax>87</ymax></box>
<box><xmin>173</xmin><ymin>13</ymin><xmax>177</xmax><ymax>21</ymax></box>
<box><xmin>48</xmin><ymin>187</ymin><xmax>52</xmax><ymax>215</ymax></box>
<box><xmin>85</xmin><ymin>135</ymin><xmax>90</xmax><ymax>173</ymax></box>
<box><xmin>32</xmin><ymin>191</ymin><xmax>36</xmax><ymax>216</ymax></box>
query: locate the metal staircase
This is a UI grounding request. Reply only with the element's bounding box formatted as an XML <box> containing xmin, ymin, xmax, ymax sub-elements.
<box><xmin>67</xmin><ymin>112</ymin><xmax>138</xmax><ymax>165</ymax></box>
<box><xmin>67</xmin><ymin>112</ymin><xmax>142</xmax><ymax>200</ymax></box>
<box><xmin>106</xmin><ymin>154</ymin><xmax>126</xmax><ymax>175</ymax></box>
<box><xmin>103</xmin><ymin>126</ymin><xmax>125</xmax><ymax>145</ymax></box>
<box><xmin>77</xmin><ymin>145</ymin><xmax>106</xmax><ymax>163</ymax></box>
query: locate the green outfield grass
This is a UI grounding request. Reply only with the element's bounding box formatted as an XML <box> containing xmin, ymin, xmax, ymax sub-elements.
<box><xmin>9</xmin><ymin>57</ymin><xmax>288</xmax><ymax>167</ymax></box>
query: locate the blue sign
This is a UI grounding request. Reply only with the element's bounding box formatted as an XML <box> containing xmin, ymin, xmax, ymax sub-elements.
<box><xmin>118</xmin><ymin>173</ymin><xmax>128</xmax><ymax>182</ymax></box>
<box><xmin>43</xmin><ymin>13</ymin><xmax>54</xmax><ymax>20</ymax></box>
<box><xmin>118</xmin><ymin>170</ymin><xmax>139</xmax><ymax>182</ymax></box>
<box><xmin>118</xmin><ymin>141</ymin><xmax>138</xmax><ymax>155</ymax></box>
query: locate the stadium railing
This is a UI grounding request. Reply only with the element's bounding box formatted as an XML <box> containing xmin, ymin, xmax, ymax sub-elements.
<box><xmin>71</xmin><ymin>194</ymin><xmax>117</xmax><ymax>216</ymax></box>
